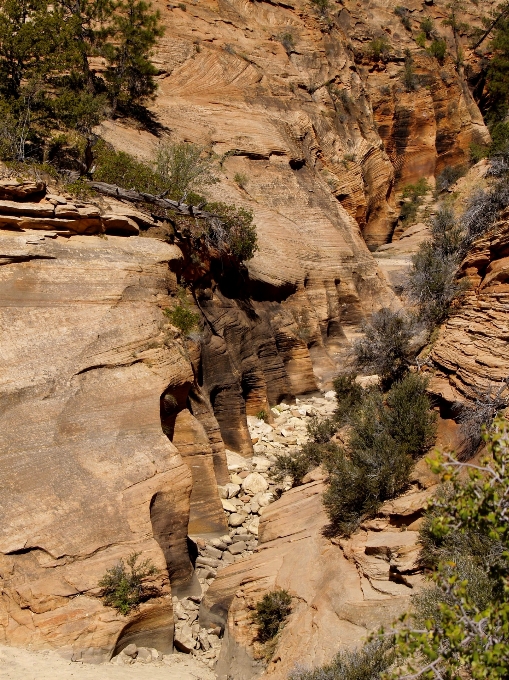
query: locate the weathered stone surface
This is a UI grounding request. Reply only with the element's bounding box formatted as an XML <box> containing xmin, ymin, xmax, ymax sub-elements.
<box><xmin>0</xmin><ymin>230</ymin><xmax>195</xmax><ymax>659</ymax></box>
<box><xmin>0</xmin><ymin>179</ymin><xmax>45</xmax><ymax>199</ymax></box>
<box><xmin>430</xmin><ymin>217</ymin><xmax>509</xmax><ymax>408</ymax></box>
<box><xmin>228</xmin><ymin>513</ymin><xmax>247</xmax><ymax>528</ymax></box>
<box><xmin>102</xmin><ymin>213</ymin><xmax>140</xmax><ymax>236</ymax></box>
<box><xmin>172</xmin><ymin>409</ymin><xmax>228</xmax><ymax>538</ymax></box>
<box><xmin>201</xmin><ymin>481</ymin><xmax>415</xmax><ymax>680</ymax></box>
<box><xmin>241</xmin><ymin>473</ymin><xmax>268</xmax><ymax>495</ymax></box>
<box><xmin>0</xmin><ymin>199</ymin><xmax>54</xmax><ymax>217</ymax></box>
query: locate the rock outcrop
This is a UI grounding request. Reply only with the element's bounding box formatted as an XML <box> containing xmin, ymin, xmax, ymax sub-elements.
<box><xmin>202</xmin><ymin>475</ymin><xmax>433</xmax><ymax>680</ymax></box>
<box><xmin>0</xmin><ymin>0</ymin><xmax>498</xmax><ymax>669</ymax></box>
<box><xmin>0</xmin><ymin>179</ymin><xmax>217</xmax><ymax>659</ymax></box>
<box><xmin>430</xmin><ymin>210</ymin><xmax>509</xmax><ymax>407</ymax></box>
<box><xmin>199</xmin><ymin>398</ymin><xmax>436</xmax><ymax>680</ymax></box>
<box><xmin>100</xmin><ymin>0</ymin><xmax>489</xmax><ymax>252</ymax></box>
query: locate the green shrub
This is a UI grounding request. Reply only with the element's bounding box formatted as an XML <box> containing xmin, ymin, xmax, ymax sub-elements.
<box><xmin>289</xmin><ymin>638</ymin><xmax>395</xmax><ymax>680</ymax></box>
<box><xmin>164</xmin><ymin>304</ymin><xmax>200</xmax><ymax>336</ymax></box>
<box><xmin>427</xmin><ymin>38</ymin><xmax>447</xmax><ymax>61</ymax></box>
<box><xmin>353</xmin><ymin>308</ymin><xmax>413</xmax><ymax>388</ymax></box>
<box><xmin>469</xmin><ymin>142</ymin><xmax>489</xmax><ymax>163</ymax></box>
<box><xmin>164</xmin><ymin>288</ymin><xmax>200</xmax><ymax>336</ymax></box>
<box><xmin>93</xmin><ymin>141</ymin><xmax>164</xmax><ymax>194</ymax></box>
<box><xmin>415</xmin><ymin>32</ymin><xmax>427</xmax><ymax>48</ymax></box>
<box><xmin>391</xmin><ymin>418</ymin><xmax>509</xmax><ymax>678</ymax></box>
<box><xmin>277</xmin><ymin>32</ymin><xmax>296</xmax><ymax>54</ymax></box>
<box><xmin>407</xmin><ymin>243</ymin><xmax>461</xmax><ymax>328</ymax></box>
<box><xmin>429</xmin><ymin>206</ymin><xmax>464</xmax><ymax>257</ymax></box>
<box><xmin>256</xmin><ymin>409</ymin><xmax>268</xmax><ymax>422</ymax></box>
<box><xmin>98</xmin><ymin>552</ymin><xmax>158</xmax><ymax>615</ymax></box>
<box><xmin>323</xmin><ymin>438</ymin><xmax>412</xmax><ymax>536</ymax></box>
<box><xmin>384</xmin><ymin>373</ymin><xmax>436</xmax><ymax>458</ymax></box>
<box><xmin>399</xmin><ymin>178</ymin><xmax>430</xmax><ymax>224</ymax></box>
<box><xmin>307</xmin><ymin>416</ymin><xmax>337</xmax><ymax>443</ymax></box>
<box><xmin>368</xmin><ymin>36</ymin><xmax>391</xmax><ymax>60</ymax></box>
<box><xmin>461</xmin><ymin>178</ymin><xmax>509</xmax><ymax>250</ymax></box>
<box><xmin>323</xmin><ymin>374</ymin><xmax>435</xmax><ymax>536</ymax></box>
<box><xmin>406</xmin><ymin>207</ymin><xmax>465</xmax><ymax>328</ymax></box>
<box><xmin>270</xmin><ymin>441</ymin><xmax>343</xmax><ymax>487</ymax></box>
<box><xmin>456</xmin><ymin>379</ymin><xmax>509</xmax><ymax>459</ymax></box>
<box><xmin>394</xmin><ymin>6</ymin><xmax>411</xmax><ymax>31</ymax></box>
<box><xmin>234</xmin><ymin>171</ymin><xmax>249</xmax><ymax>188</ymax></box>
<box><xmin>418</xmin><ymin>483</ymin><xmax>501</xmax><ymax>571</ymax></box>
<box><xmin>489</xmin><ymin>121</ymin><xmax>509</xmax><ymax>156</ymax></box>
<box><xmin>486</xmin><ymin>16</ymin><xmax>509</xmax><ymax>123</ymax></box>
<box><xmin>435</xmin><ymin>164</ymin><xmax>466</xmax><ymax>192</ymax></box>
<box><xmin>333</xmin><ymin>373</ymin><xmax>363</xmax><ymax>425</ymax></box>
<box><xmin>420</xmin><ymin>16</ymin><xmax>434</xmax><ymax>38</ymax></box>
<box><xmin>270</xmin><ymin>450</ymin><xmax>312</xmax><ymax>487</ymax></box>
<box><xmin>310</xmin><ymin>0</ymin><xmax>330</xmax><ymax>16</ymax></box>
<box><xmin>205</xmin><ymin>201</ymin><xmax>258</xmax><ymax>261</ymax></box>
<box><xmin>155</xmin><ymin>141</ymin><xmax>217</xmax><ymax>202</ymax></box>
<box><xmin>402</xmin><ymin>50</ymin><xmax>417</xmax><ymax>92</ymax></box>
<box><xmin>252</xmin><ymin>589</ymin><xmax>292</xmax><ymax>642</ymax></box>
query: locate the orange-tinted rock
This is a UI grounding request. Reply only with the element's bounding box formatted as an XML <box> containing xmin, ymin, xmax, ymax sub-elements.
<box><xmin>201</xmin><ymin>481</ymin><xmax>418</xmax><ymax>680</ymax></box>
<box><xmin>430</xmin><ymin>218</ymin><xmax>509</xmax><ymax>406</ymax></box>
<box><xmin>0</xmin><ymin>230</ymin><xmax>194</xmax><ymax>659</ymax></box>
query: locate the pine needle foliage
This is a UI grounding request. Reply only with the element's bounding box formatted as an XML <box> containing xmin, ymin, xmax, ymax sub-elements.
<box><xmin>390</xmin><ymin>418</ymin><xmax>509</xmax><ymax>679</ymax></box>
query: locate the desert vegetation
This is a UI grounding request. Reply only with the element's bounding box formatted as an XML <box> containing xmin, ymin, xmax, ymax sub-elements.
<box><xmin>290</xmin><ymin>638</ymin><xmax>395</xmax><ymax>680</ymax></box>
<box><xmin>252</xmin><ymin>589</ymin><xmax>292</xmax><ymax>642</ymax></box>
<box><xmin>272</xmin><ymin>369</ymin><xmax>436</xmax><ymax>536</ymax></box>
<box><xmin>301</xmin><ymin>419</ymin><xmax>509</xmax><ymax>679</ymax></box>
<box><xmin>391</xmin><ymin>418</ymin><xmax>509</xmax><ymax>679</ymax></box>
<box><xmin>0</xmin><ymin>0</ymin><xmax>163</xmax><ymax>159</ymax></box>
<box><xmin>98</xmin><ymin>552</ymin><xmax>158</xmax><ymax>615</ymax></box>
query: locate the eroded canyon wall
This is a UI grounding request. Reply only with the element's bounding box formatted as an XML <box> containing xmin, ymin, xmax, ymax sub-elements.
<box><xmin>0</xmin><ymin>0</ymin><xmax>499</xmax><ymax>666</ymax></box>
<box><xmin>0</xmin><ymin>222</ymin><xmax>194</xmax><ymax>659</ymax></box>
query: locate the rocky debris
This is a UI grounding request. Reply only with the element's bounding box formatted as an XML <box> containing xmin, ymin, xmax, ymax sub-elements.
<box><xmin>111</xmin><ymin>640</ymin><xmax>217</xmax><ymax>675</ymax></box>
<box><xmin>198</xmin><ymin>391</ymin><xmax>438</xmax><ymax>679</ymax></box>
<box><xmin>170</xmin><ymin>592</ymin><xmax>223</xmax><ymax>666</ymax></box>
<box><xmin>171</xmin><ymin>394</ymin><xmax>342</xmax><ymax>670</ymax></box>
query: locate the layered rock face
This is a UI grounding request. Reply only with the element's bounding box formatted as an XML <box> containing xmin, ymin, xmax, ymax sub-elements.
<box><xmin>101</xmin><ymin>0</ymin><xmax>489</xmax><ymax>251</ymax></box>
<box><xmin>0</xmin><ymin>181</ymin><xmax>202</xmax><ymax>659</ymax></box>
<box><xmin>202</xmin><ymin>469</ymin><xmax>434</xmax><ymax>680</ymax></box>
<box><xmin>430</xmin><ymin>210</ymin><xmax>509</xmax><ymax>407</ymax></box>
<box><xmin>0</xmin><ymin>0</ymin><xmax>497</xmax><ymax>669</ymax></box>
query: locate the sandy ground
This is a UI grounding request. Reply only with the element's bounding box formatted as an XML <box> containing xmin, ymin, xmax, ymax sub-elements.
<box><xmin>0</xmin><ymin>645</ymin><xmax>216</xmax><ymax>680</ymax></box>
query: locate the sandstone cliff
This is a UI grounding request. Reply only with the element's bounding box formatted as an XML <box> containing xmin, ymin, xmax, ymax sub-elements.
<box><xmin>430</xmin><ymin>207</ymin><xmax>509</xmax><ymax>408</ymax></box>
<box><xmin>0</xmin><ymin>0</ymin><xmax>500</xmax><ymax>671</ymax></box>
<box><xmin>202</xmin><ymin>469</ymin><xmax>435</xmax><ymax>680</ymax></box>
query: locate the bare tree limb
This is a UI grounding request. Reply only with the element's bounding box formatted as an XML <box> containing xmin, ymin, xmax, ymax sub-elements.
<box><xmin>88</xmin><ymin>181</ymin><xmax>214</xmax><ymax>219</ymax></box>
<box><xmin>472</xmin><ymin>4</ymin><xmax>509</xmax><ymax>50</ymax></box>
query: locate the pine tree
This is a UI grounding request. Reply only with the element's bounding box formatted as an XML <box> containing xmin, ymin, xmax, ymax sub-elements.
<box><xmin>103</xmin><ymin>0</ymin><xmax>164</xmax><ymax>113</ymax></box>
<box><xmin>0</xmin><ymin>0</ymin><xmax>62</xmax><ymax>98</ymax></box>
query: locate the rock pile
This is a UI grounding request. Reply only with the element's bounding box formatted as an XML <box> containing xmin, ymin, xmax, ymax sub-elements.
<box><xmin>112</xmin><ymin>643</ymin><xmax>163</xmax><ymax>665</ymax></box>
<box><xmin>170</xmin><ymin>392</ymin><xmax>338</xmax><ymax>667</ymax></box>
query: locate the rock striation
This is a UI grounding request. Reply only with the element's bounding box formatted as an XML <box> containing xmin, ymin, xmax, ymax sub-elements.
<box><xmin>430</xmin><ymin>210</ymin><xmax>509</xmax><ymax>408</ymax></box>
<box><xmin>200</xmin><ymin>398</ymin><xmax>435</xmax><ymax>680</ymax></box>
<box><xmin>0</xmin><ymin>179</ymin><xmax>210</xmax><ymax>660</ymax></box>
